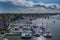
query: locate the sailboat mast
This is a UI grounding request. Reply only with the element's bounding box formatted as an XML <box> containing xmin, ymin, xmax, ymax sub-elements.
<box><xmin>42</xmin><ymin>17</ymin><xmax>43</xmax><ymax>26</ymax></box>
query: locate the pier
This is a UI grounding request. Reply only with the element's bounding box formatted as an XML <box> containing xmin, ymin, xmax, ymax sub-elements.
<box><xmin>6</xmin><ymin>33</ymin><xmax>21</xmax><ymax>36</ymax></box>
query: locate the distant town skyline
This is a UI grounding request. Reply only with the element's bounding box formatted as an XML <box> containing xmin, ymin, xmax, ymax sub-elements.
<box><xmin>0</xmin><ymin>0</ymin><xmax>60</xmax><ymax>13</ymax></box>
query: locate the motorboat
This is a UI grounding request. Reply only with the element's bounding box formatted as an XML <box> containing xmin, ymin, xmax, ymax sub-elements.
<box><xmin>40</xmin><ymin>26</ymin><xmax>52</xmax><ymax>38</ymax></box>
<box><xmin>0</xmin><ymin>31</ymin><xmax>5</xmax><ymax>34</ymax></box>
<box><xmin>10</xmin><ymin>27</ymin><xmax>22</xmax><ymax>35</ymax></box>
<box><xmin>19</xmin><ymin>26</ymin><xmax>23</xmax><ymax>29</ymax></box>
<box><xmin>33</xmin><ymin>26</ymin><xmax>38</xmax><ymax>28</ymax></box>
<box><xmin>40</xmin><ymin>26</ymin><xmax>46</xmax><ymax>33</ymax></box>
<box><xmin>34</xmin><ymin>33</ymin><xmax>41</xmax><ymax>37</ymax></box>
<box><xmin>53</xmin><ymin>21</ymin><xmax>55</xmax><ymax>23</ymax></box>
<box><xmin>21</xmin><ymin>27</ymin><xmax>32</xmax><ymax>39</ymax></box>
<box><xmin>43</xmin><ymin>32</ymin><xmax>52</xmax><ymax>38</ymax></box>
<box><xmin>21</xmin><ymin>33</ymin><xmax>32</xmax><ymax>39</ymax></box>
<box><xmin>15</xmin><ymin>28</ymin><xmax>19</xmax><ymax>30</ymax></box>
<box><xmin>32</xmin><ymin>29</ymin><xmax>36</xmax><ymax>34</ymax></box>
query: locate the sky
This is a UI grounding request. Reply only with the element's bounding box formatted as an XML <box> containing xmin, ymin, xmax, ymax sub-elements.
<box><xmin>0</xmin><ymin>0</ymin><xmax>60</xmax><ymax>13</ymax></box>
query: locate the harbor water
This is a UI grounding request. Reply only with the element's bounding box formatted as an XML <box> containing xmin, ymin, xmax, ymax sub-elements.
<box><xmin>6</xmin><ymin>14</ymin><xmax>60</xmax><ymax>40</ymax></box>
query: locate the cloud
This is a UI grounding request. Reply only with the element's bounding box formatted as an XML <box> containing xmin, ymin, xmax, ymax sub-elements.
<box><xmin>0</xmin><ymin>0</ymin><xmax>34</xmax><ymax>7</ymax></box>
<box><xmin>0</xmin><ymin>0</ymin><xmax>60</xmax><ymax>8</ymax></box>
<box><xmin>0</xmin><ymin>0</ymin><xmax>60</xmax><ymax>13</ymax></box>
<box><xmin>33</xmin><ymin>3</ymin><xmax>60</xmax><ymax>10</ymax></box>
<box><xmin>44</xmin><ymin>3</ymin><xmax>60</xmax><ymax>10</ymax></box>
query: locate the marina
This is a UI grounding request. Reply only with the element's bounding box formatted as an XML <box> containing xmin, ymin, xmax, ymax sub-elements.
<box><xmin>0</xmin><ymin>0</ymin><xmax>60</xmax><ymax>39</ymax></box>
<box><xmin>0</xmin><ymin>14</ymin><xmax>60</xmax><ymax>40</ymax></box>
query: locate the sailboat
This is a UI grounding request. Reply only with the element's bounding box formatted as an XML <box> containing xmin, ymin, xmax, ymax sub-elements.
<box><xmin>40</xmin><ymin>17</ymin><xmax>52</xmax><ymax>38</ymax></box>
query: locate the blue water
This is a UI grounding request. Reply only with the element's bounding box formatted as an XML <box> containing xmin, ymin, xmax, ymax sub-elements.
<box><xmin>6</xmin><ymin>14</ymin><xmax>60</xmax><ymax>40</ymax></box>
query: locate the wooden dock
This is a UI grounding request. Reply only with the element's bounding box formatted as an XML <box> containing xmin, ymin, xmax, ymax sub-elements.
<box><xmin>0</xmin><ymin>33</ymin><xmax>21</xmax><ymax>40</ymax></box>
<box><xmin>6</xmin><ymin>33</ymin><xmax>21</xmax><ymax>36</ymax></box>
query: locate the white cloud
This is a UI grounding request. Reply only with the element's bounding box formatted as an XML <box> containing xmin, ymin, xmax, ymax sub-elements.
<box><xmin>0</xmin><ymin>0</ymin><xmax>34</xmax><ymax>7</ymax></box>
<box><xmin>0</xmin><ymin>0</ymin><xmax>60</xmax><ymax>8</ymax></box>
<box><xmin>44</xmin><ymin>3</ymin><xmax>60</xmax><ymax>9</ymax></box>
<box><xmin>0</xmin><ymin>0</ymin><xmax>60</xmax><ymax>13</ymax></box>
<box><xmin>34</xmin><ymin>3</ymin><xmax>60</xmax><ymax>10</ymax></box>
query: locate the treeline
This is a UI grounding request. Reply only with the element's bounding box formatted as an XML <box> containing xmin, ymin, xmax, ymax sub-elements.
<box><xmin>0</xmin><ymin>13</ymin><xmax>59</xmax><ymax>18</ymax></box>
